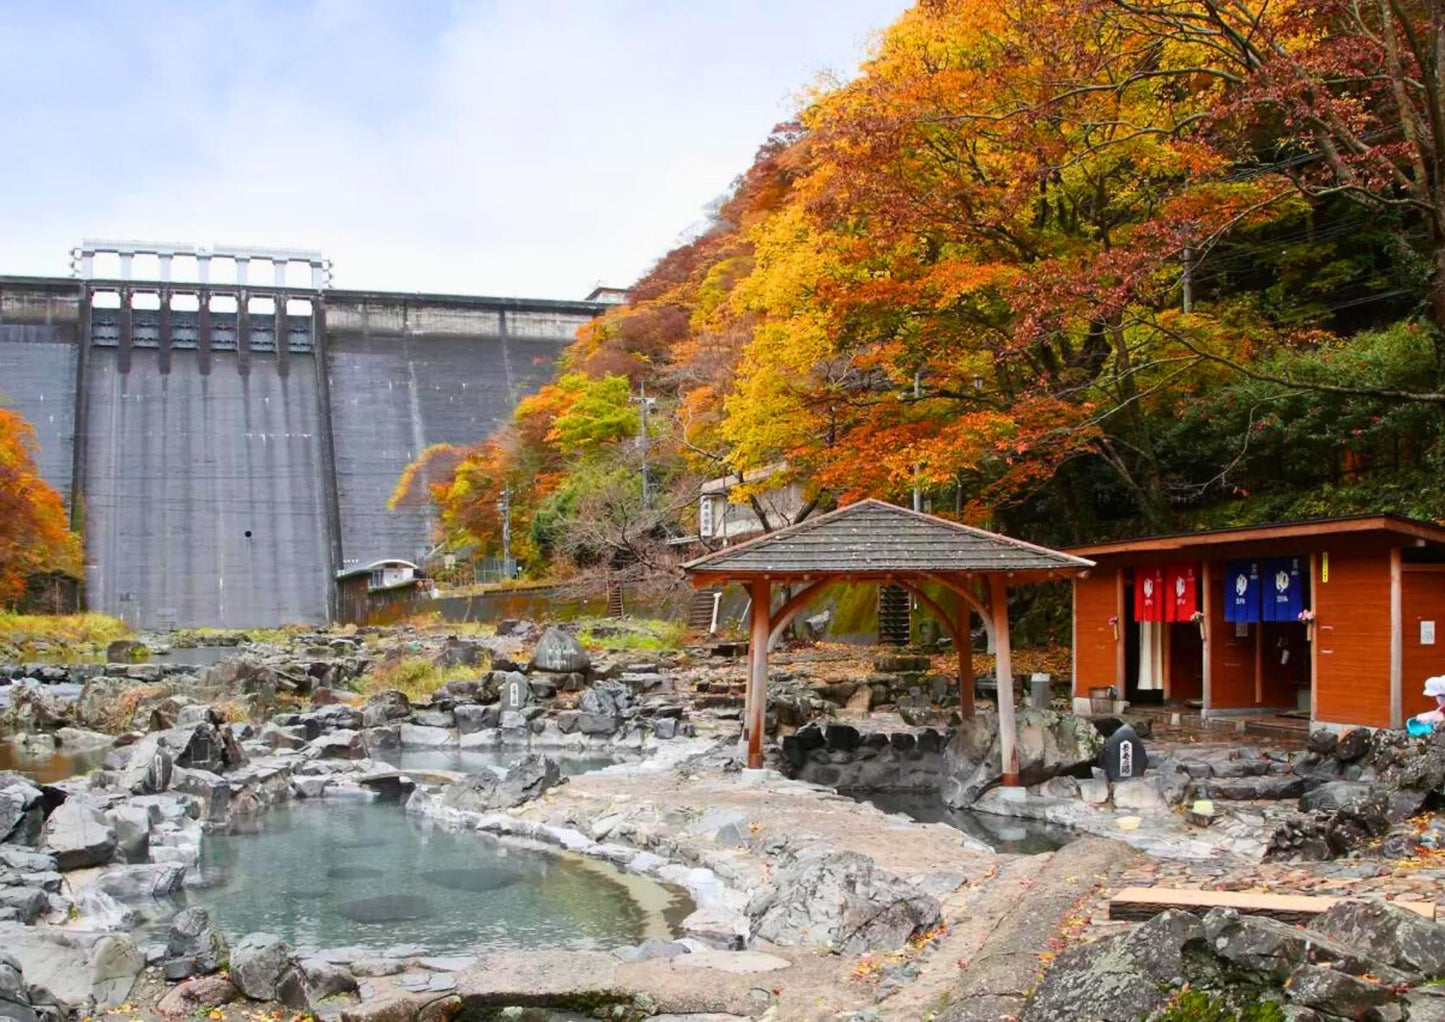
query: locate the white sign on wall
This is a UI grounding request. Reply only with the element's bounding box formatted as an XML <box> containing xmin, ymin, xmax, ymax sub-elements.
<box><xmin>1423</xmin><ymin>620</ymin><xmax>1437</xmax><ymax>646</ymax></box>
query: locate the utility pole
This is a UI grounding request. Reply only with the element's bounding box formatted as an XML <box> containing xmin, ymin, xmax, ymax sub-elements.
<box><xmin>632</xmin><ymin>383</ymin><xmax>655</xmax><ymax>509</ymax></box>
<box><xmin>498</xmin><ymin>488</ymin><xmax>512</xmax><ymax>579</ymax></box>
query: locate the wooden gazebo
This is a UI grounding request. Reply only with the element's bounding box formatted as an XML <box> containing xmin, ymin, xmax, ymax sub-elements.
<box><xmin>682</xmin><ymin>499</ymin><xmax>1094</xmax><ymax>779</ymax></box>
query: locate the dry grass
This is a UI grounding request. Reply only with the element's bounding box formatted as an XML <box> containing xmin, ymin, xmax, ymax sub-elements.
<box><xmin>0</xmin><ymin>612</ymin><xmax>130</xmax><ymax>646</ymax></box>
<box><xmin>359</xmin><ymin>655</ymin><xmax>484</xmax><ymax>702</ymax></box>
<box><xmin>392</xmin><ymin>610</ymin><xmax>496</xmax><ymax>638</ymax></box>
<box><xmin>576</xmin><ymin>617</ymin><xmax>685</xmax><ymax>653</ymax></box>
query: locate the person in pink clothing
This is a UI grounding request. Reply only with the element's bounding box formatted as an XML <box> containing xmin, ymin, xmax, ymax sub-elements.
<box><xmin>1414</xmin><ymin>676</ymin><xmax>1445</xmax><ymax>728</ymax></box>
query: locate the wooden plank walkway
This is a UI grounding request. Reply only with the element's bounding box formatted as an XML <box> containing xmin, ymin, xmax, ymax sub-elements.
<box><xmin>1107</xmin><ymin>886</ymin><xmax>1436</xmax><ymax>924</ymax></box>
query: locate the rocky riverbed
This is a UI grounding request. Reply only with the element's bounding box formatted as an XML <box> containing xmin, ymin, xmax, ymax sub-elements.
<box><xmin>5</xmin><ymin>624</ymin><xmax>1445</xmax><ymax>1020</ymax></box>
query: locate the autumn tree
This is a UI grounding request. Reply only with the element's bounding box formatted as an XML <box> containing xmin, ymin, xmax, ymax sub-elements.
<box><xmin>0</xmin><ymin>409</ymin><xmax>80</xmax><ymax>606</ymax></box>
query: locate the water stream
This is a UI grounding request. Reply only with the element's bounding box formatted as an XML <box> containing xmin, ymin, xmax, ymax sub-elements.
<box><xmin>844</xmin><ymin>790</ymin><xmax>1075</xmax><ymax>854</ymax></box>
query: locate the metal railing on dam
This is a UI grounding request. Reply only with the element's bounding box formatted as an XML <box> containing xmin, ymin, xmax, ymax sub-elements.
<box><xmin>0</xmin><ymin>276</ymin><xmax>607</xmax><ymax>629</ymax></box>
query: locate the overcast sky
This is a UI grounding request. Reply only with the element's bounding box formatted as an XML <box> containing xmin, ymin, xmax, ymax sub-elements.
<box><xmin>0</xmin><ymin>1</ymin><xmax>904</xmax><ymax>299</ymax></box>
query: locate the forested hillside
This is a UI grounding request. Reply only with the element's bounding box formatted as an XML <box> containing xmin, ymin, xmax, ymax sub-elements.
<box><xmin>397</xmin><ymin>0</ymin><xmax>1445</xmax><ymax>586</ymax></box>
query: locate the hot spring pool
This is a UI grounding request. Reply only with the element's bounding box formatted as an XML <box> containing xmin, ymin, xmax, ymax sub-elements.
<box><xmin>184</xmin><ymin>799</ymin><xmax>689</xmax><ymax>956</ymax></box>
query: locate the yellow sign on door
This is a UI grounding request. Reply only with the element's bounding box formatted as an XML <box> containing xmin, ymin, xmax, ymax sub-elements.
<box><xmin>1321</xmin><ymin>551</ymin><xmax>1329</xmax><ymax>583</ymax></box>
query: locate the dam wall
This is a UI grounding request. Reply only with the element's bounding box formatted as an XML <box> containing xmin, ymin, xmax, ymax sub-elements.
<box><xmin>0</xmin><ymin>276</ymin><xmax>601</xmax><ymax>628</ymax></box>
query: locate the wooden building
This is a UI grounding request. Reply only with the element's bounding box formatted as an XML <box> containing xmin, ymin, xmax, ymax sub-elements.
<box><xmin>1068</xmin><ymin>516</ymin><xmax>1445</xmax><ymax>731</ymax></box>
<box><xmin>335</xmin><ymin>559</ymin><xmax>424</xmax><ymax>625</ymax></box>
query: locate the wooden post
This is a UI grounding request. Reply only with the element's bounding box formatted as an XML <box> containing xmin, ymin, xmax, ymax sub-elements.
<box><xmin>1201</xmin><ymin>560</ymin><xmax>1213</xmax><ymax>713</ymax></box>
<box><xmin>1114</xmin><ymin>569</ymin><xmax>1127</xmax><ymax>690</ymax></box>
<box><xmin>747</xmin><ymin>577</ymin><xmax>770</xmax><ymax>769</ymax></box>
<box><xmin>1390</xmin><ymin>547</ymin><xmax>1403</xmax><ymax>730</ymax></box>
<box><xmin>990</xmin><ymin>574</ymin><xmax>1019</xmax><ymax>786</ymax></box>
<box><xmin>957</xmin><ymin>601</ymin><xmax>975</xmax><ymax>719</ymax></box>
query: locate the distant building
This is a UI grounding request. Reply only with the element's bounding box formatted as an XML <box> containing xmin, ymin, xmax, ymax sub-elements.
<box><xmin>698</xmin><ymin>463</ymin><xmax>807</xmax><ymax>544</ymax></box>
<box><xmin>585</xmin><ymin>285</ymin><xmax>629</xmax><ymax>305</ymax></box>
<box><xmin>335</xmin><ymin>559</ymin><xmax>426</xmax><ymax>624</ymax></box>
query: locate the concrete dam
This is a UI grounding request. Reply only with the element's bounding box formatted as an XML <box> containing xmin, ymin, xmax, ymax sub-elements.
<box><xmin>0</xmin><ymin>258</ymin><xmax>604</xmax><ymax>628</ymax></box>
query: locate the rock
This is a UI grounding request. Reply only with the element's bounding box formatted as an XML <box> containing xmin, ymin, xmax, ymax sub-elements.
<box><xmin>1285</xmin><ymin>964</ymin><xmax>1395</xmax><ymax>1017</ymax></box>
<box><xmin>307</xmin><ymin>729</ymin><xmax>366</xmax><ymax>759</ymax></box>
<box><xmin>107</xmin><ymin>639</ymin><xmax>146</xmax><ymax>662</ymax></box>
<box><xmin>89</xmin><ymin>935</ymin><xmax>145</xmax><ymax>1007</ymax></box>
<box><xmin>413</xmin><ymin>710</ymin><xmax>454</xmax><ymax>729</ymax></box>
<box><xmin>106</xmin><ymin>804</ymin><xmax>152</xmax><ymax>863</ymax></box>
<box><xmin>298</xmin><ymin>957</ymin><xmax>359</xmax><ymax>1002</ymax></box>
<box><xmin>438</xmin><ymin>639</ymin><xmax>487</xmax><ymax>668</ymax></box>
<box><xmin>170</xmin><ymin>767</ymin><xmax>231</xmax><ymax>821</ymax></box>
<box><xmin>399</xmin><ymin>724</ymin><xmax>454</xmax><ymax>748</ymax></box>
<box><xmin>0</xmin><ymin>887</ymin><xmax>48</xmax><ymax>924</ymax></box>
<box><xmin>231</xmin><ymin>932</ymin><xmax>293</xmax><ymax>1001</ymax></box>
<box><xmin>166</xmin><ymin>907</ymin><xmax>228</xmax><ymax>977</ymax></box>
<box><xmin>1190</xmin><ymin>774</ymin><xmax>1306</xmax><ymax>801</ymax></box>
<box><xmin>1299</xmin><ymin>780</ymin><xmax>1373</xmax><ymax>813</ymax></box>
<box><xmin>41</xmin><ymin>797</ymin><xmax>117</xmax><ymax>870</ymax></box>
<box><xmin>1019</xmin><ymin>910</ymin><xmax>1201</xmax><ymax>1022</ymax></box>
<box><xmin>1309</xmin><ymin>899</ymin><xmax>1445</xmax><ymax>979</ymax></box>
<box><xmin>747</xmin><ymin>849</ymin><xmax>940</xmax><ymax>953</ymax></box>
<box><xmin>93</xmin><ymin>863</ymin><xmax>186</xmax><ymax>901</ymax></box>
<box><xmin>1305</xmin><ymin>730</ymin><xmax>1338</xmax><ymax>756</ymax></box>
<box><xmin>529</xmin><ymin>628</ymin><xmax>591</xmax><ymax>674</ymax></box>
<box><xmin>456</xmin><ymin>702</ymin><xmax>502</xmax><ymax>734</ymax></box>
<box><xmin>1112</xmin><ymin>776</ymin><xmax>1166</xmax><ymax>811</ymax></box>
<box><xmin>576</xmin><ymin>712</ymin><xmax>619</xmax><ymax>735</ymax></box>
<box><xmin>0</xmin><ymin>780</ymin><xmax>43</xmax><ymax>846</ymax></box>
<box><xmin>440</xmin><ymin>754</ymin><xmax>562</xmax><ymax>811</ymax></box>
<box><xmin>156</xmin><ymin>975</ymin><xmax>239</xmax><ymax>1015</ymax></box>
<box><xmin>362</xmin><ymin>690</ymin><xmax>412</xmax><ymax>728</ymax></box>
<box><xmin>0</xmin><ymin>951</ymin><xmax>34</xmax><ymax>1022</ymax></box>
<box><xmin>119</xmin><ymin>740</ymin><xmax>174</xmax><ymax>796</ymax></box>
<box><xmin>579</xmin><ymin>685</ymin><xmax>621</xmax><ymax>716</ymax></box>
<box><xmin>653</xmin><ymin>717</ymin><xmax>678</xmax><ymax>740</ymax></box>
<box><xmin>943</xmin><ymin>708</ymin><xmax>1103</xmax><ymax>807</ymax></box>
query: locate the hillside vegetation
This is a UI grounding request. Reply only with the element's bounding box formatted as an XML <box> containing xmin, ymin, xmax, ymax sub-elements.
<box><xmin>398</xmin><ymin>0</ymin><xmax>1445</xmax><ymax>588</ymax></box>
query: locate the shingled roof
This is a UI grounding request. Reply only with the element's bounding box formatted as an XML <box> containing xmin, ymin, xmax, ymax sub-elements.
<box><xmin>683</xmin><ymin>499</ymin><xmax>1092</xmax><ymax>580</ymax></box>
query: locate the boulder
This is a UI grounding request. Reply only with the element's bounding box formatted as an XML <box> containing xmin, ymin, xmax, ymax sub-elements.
<box><xmin>156</xmin><ymin>975</ymin><xmax>239</xmax><ymax>1015</ymax></box>
<box><xmin>529</xmin><ymin>628</ymin><xmax>591</xmax><ymax>674</ymax></box>
<box><xmin>399</xmin><ymin>724</ymin><xmax>454</xmax><ymax>748</ymax></box>
<box><xmin>4</xmin><ymin>929</ymin><xmax>144</xmax><ymax>1012</ymax></box>
<box><xmin>118</xmin><ymin>735</ymin><xmax>174</xmax><ymax>794</ymax></box>
<box><xmin>107</xmin><ymin>804</ymin><xmax>152</xmax><ymax>862</ymax></box>
<box><xmin>1285</xmin><ymin>964</ymin><xmax>1395</xmax><ymax>1017</ymax></box>
<box><xmin>41</xmin><ymin>798</ymin><xmax>117</xmax><ymax>870</ymax></box>
<box><xmin>165</xmin><ymin>907</ymin><xmax>228</xmax><ymax>978</ymax></box>
<box><xmin>0</xmin><ymin>951</ymin><xmax>34</xmax><ymax>1022</ymax></box>
<box><xmin>1019</xmin><ymin>910</ymin><xmax>1201</xmax><ymax>1022</ymax></box>
<box><xmin>439</xmin><ymin>754</ymin><xmax>563</xmax><ymax>812</ymax></box>
<box><xmin>362</xmin><ymin>690</ymin><xmax>411</xmax><ymax>729</ymax></box>
<box><xmin>747</xmin><ymin>849</ymin><xmax>940</xmax><ymax>953</ymax></box>
<box><xmin>1299</xmin><ymin>780</ymin><xmax>1373</xmax><ymax>813</ymax></box>
<box><xmin>93</xmin><ymin>863</ymin><xmax>186</xmax><ymax>901</ymax></box>
<box><xmin>1189</xmin><ymin>774</ymin><xmax>1307</xmax><ymax>801</ymax></box>
<box><xmin>230</xmin><ymin>932</ymin><xmax>294</xmax><ymax>1001</ymax></box>
<box><xmin>454</xmin><ymin>704</ymin><xmax>500</xmax><ymax>734</ymax></box>
<box><xmin>1335</xmin><ymin>727</ymin><xmax>1371</xmax><ymax>762</ymax></box>
<box><xmin>170</xmin><ymin>767</ymin><xmax>231</xmax><ymax>822</ymax></box>
<box><xmin>1308</xmin><ymin>899</ymin><xmax>1445</xmax><ymax>979</ymax></box>
<box><xmin>576</xmin><ymin>713</ymin><xmax>619</xmax><ymax>735</ymax></box>
<box><xmin>307</xmin><ymin>729</ymin><xmax>366</xmax><ymax>760</ymax></box>
<box><xmin>942</xmin><ymin>708</ymin><xmax>1103</xmax><ymax>807</ymax></box>
<box><xmin>0</xmin><ymin>779</ymin><xmax>44</xmax><ymax>846</ymax></box>
<box><xmin>0</xmin><ymin>887</ymin><xmax>48</xmax><ymax>924</ymax></box>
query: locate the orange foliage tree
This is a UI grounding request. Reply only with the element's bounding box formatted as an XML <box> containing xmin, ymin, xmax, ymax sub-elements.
<box><xmin>0</xmin><ymin>408</ymin><xmax>80</xmax><ymax>605</ymax></box>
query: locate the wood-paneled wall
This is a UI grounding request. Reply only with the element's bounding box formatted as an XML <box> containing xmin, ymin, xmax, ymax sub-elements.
<box><xmin>1073</xmin><ymin>571</ymin><xmax>1120</xmax><ymax>697</ymax></box>
<box><xmin>1403</xmin><ymin>568</ymin><xmax>1445</xmax><ymax>720</ymax></box>
<box><xmin>1314</xmin><ymin>547</ymin><xmax>1393</xmax><ymax>728</ymax></box>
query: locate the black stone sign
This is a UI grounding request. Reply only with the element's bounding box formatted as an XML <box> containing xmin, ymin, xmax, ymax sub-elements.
<box><xmin>1101</xmin><ymin>723</ymin><xmax>1148</xmax><ymax>781</ymax></box>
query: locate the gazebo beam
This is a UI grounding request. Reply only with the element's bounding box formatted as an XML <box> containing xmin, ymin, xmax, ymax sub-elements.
<box><xmin>990</xmin><ymin>573</ymin><xmax>1020</xmax><ymax>786</ymax></box>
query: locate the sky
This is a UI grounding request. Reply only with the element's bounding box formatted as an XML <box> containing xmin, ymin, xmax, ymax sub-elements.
<box><xmin>0</xmin><ymin>1</ymin><xmax>906</xmax><ymax>299</ymax></box>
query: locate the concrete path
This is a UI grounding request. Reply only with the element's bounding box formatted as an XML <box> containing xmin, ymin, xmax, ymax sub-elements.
<box><xmin>938</xmin><ymin>837</ymin><xmax>1138</xmax><ymax>1022</ymax></box>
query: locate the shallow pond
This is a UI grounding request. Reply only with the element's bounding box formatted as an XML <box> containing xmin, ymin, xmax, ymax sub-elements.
<box><xmin>845</xmin><ymin>790</ymin><xmax>1075</xmax><ymax>854</ymax></box>
<box><xmin>0</xmin><ymin>740</ymin><xmax>109</xmax><ymax>784</ymax></box>
<box><xmin>187</xmin><ymin>799</ymin><xmax>689</xmax><ymax>956</ymax></box>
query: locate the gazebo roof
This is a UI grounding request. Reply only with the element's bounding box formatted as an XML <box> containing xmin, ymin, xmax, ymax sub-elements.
<box><xmin>683</xmin><ymin>499</ymin><xmax>1093</xmax><ymax>582</ymax></box>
